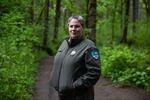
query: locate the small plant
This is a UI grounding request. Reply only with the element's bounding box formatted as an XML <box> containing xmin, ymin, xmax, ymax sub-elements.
<box><xmin>100</xmin><ymin>45</ymin><xmax>150</xmax><ymax>91</ymax></box>
<box><xmin>0</xmin><ymin>12</ymin><xmax>43</xmax><ymax>100</ymax></box>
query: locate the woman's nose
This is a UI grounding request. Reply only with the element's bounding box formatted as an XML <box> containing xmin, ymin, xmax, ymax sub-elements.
<box><xmin>72</xmin><ymin>26</ymin><xmax>76</xmax><ymax>30</ymax></box>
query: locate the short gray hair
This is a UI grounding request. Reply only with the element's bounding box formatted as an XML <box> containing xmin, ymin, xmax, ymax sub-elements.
<box><xmin>68</xmin><ymin>15</ymin><xmax>84</xmax><ymax>27</ymax></box>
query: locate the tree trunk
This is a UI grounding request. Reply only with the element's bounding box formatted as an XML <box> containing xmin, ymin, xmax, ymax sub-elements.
<box><xmin>87</xmin><ymin>0</ymin><xmax>97</xmax><ymax>43</ymax></box>
<box><xmin>53</xmin><ymin>0</ymin><xmax>61</xmax><ymax>41</ymax></box>
<box><xmin>36</xmin><ymin>6</ymin><xmax>45</xmax><ymax>24</ymax></box>
<box><xmin>132</xmin><ymin>0</ymin><xmax>139</xmax><ymax>34</ymax></box>
<box><xmin>120</xmin><ymin>0</ymin><xmax>130</xmax><ymax>43</ymax></box>
<box><xmin>111</xmin><ymin>0</ymin><xmax>118</xmax><ymax>44</ymax></box>
<box><xmin>63</xmin><ymin>7</ymin><xmax>67</xmax><ymax>30</ymax></box>
<box><xmin>120</xmin><ymin>0</ymin><xmax>124</xmax><ymax>33</ymax></box>
<box><xmin>143</xmin><ymin>0</ymin><xmax>150</xmax><ymax>17</ymax></box>
<box><xmin>86</xmin><ymin>0</ymin><xmax>89</xmax><ymax>28</ymax></box>
<box><xmin>43</xmin><ymin>0</ymin><xmax>49</xmax><ymax>47</ymax></box>
<box><xmin>29</xmin><ymin>0</ymin><xmax>34</xmax><ymax>23</ymax></box>
<box><xmin>143</xmin><ymin>0</ymin><xmax>150</xmax><ymax>32</ymax></box>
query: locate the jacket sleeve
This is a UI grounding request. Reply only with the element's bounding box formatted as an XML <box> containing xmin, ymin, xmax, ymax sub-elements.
<box><xmin>73</xmin><ymin>47</ymin><xmax>101</xmax><ymax>90</ymax></box>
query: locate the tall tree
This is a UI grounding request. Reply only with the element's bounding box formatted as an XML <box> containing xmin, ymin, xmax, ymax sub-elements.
<box><xmin>43</xmin><ymin>0</ymin><xmax>49</xmax><ymax>47</ymax></box>
<box><xmin>111</xmin><ymin>0</ymin><xmax>118</xmax><ymax>44</ymax></box>
<box><xmin>30</xmin><ymin>0</ymin><xmax>35</xmax><ymax>23</ymax></box>
<box><xmin>53</xmin><ymin>0</ymin><xmax>61</xmax><ymax>41</ymax></box>
<box><xmin>121</xmin><ymin>0</ymin><xmax>130</xmax><ymax>43</ymax></box>
<box><xmin>132</xmin><ymin>0</ymin><xmax>139</xmax><ymax>34</ymax></box>
<box><xmin>143</xmin><ymin>0</ymin><xmax>150</xmax><ymax>17</ymax></box>
<box><xmin>120</xmin><ymin>0</ymin><xmax>124</xmax><ymax>33</ymax></box>
<box><xmin>36</xmin><ymin>6</ymin><xmax>45</xmax><ymax>24</ymax></box>
<box><xmin>87</xmin><ymin>0</ymin><xmax>97</xmax><ymax>43</ymax></box>
<box><xmin>86</xmin><ymin>0</ymin><xmax>89</xmax><ymax>28</ymax></box>
<box><xmin>63</xmin><ymin>7</ymin><xmax>67</xmax><ymax>30</ymax></box>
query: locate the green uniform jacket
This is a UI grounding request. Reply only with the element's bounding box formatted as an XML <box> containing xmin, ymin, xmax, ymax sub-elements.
<box><xmin>50</xmin><ymin>38</ymin><xmax>101</xmax><ymax>100</ymax></box>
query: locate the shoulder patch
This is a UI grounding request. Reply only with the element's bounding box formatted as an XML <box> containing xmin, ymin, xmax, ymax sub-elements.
<box><xmin>90</xmin><ymin>49</ymin><xmax>99</xmax><ymax>60</ymax></box>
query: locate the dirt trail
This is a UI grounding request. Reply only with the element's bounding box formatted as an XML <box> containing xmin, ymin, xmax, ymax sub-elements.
<box><xmin>33</xmin><ymin>56</ymin><xmax>150</xmax><ymax>100</ymax></box>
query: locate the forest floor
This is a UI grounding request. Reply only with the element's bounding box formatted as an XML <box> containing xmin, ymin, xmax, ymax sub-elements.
<box><xmin>32</xmin><ymin>56</ymin><xmax>150</xmax><ymax>100</ymax></box>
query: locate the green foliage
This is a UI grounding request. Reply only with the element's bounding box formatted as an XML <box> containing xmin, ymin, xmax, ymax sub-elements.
<box><xmin>0</xmin><ymin>12</ymin><xmax>41</xmax><ymax>100</ymax></box>
<box><xmin>62</xmin><ymin>0</ymin><xmax>87</xmax><ymax>15</ymax></box>
<box><xmin>135</xmin><ymin>20</ymin><xmax>150</xmax><ymax>48</ymax></box>
<box><xmin>96</xmin><ymin>18</ymin><xmax>121</xmax><ymax>46</ymax></box>
<box><xmin>1</xmin><ymin>0</ymin><xmax>149</xmax><ymax>99</ymax></box>
<box><xmin>48</xmin><ymin>25</ymin><xmax>68</xmax><ymax>55</ymax></box>
<box><xmin>101</xmin><ymin>45</ymin><xmax>150</xmax><ymax>91</ymax></box>
<box><xmin>0</xmin><ymin>0</ymin><xmax>29</xmax><ymax>16</ymax></box>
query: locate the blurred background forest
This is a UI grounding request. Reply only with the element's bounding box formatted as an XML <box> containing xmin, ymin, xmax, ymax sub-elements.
<box><xmin>0</xmin><ymin>0</ymin><xmax>150</xmax><ymax>99</ymax></box>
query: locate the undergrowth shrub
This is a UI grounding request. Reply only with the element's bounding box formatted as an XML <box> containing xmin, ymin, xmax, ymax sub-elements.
<box><xmin>101</xmin><ymin>45</ymin><xmax>150</xmax><ymax>91</ymax></box>
<box><xmin>0</xmin><ymin>12</ymin><xmax>43</xmax><ymax>100</ymax></box>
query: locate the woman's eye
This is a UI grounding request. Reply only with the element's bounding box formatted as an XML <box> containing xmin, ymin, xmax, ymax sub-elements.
<box><xmin>70</xmin><ymin>25</ymin><xmax>73</xmax><ymax>28</ymax></box>
<box><xmin>75</xmin><ymin>25</ymin><xmax>80</xmax><ymax>28</ymax></box>
<box><xmin>69</xmin><ymin>25</ymin><xmax>80</xmax><ymax>28</ymax></box>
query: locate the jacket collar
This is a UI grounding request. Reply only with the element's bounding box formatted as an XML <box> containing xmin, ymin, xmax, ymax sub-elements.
<box><xmin>66</xmin><ymin>36</ymin><xmax>84</xmax><ymax>47</ymax></box>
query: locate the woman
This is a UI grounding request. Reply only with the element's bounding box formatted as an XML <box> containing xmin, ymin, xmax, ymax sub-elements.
<box><xmin>50</xmin><ymin>15</ymin><xmax>101</xmax><ymax>100</ymax></box>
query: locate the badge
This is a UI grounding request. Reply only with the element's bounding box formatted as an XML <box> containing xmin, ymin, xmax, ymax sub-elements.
<box><xmin>70</xmin><ymin>50</ymin><xmax>76</xmax><ymax>55</ymax></box>
<box><xmin>91</xmin><ymin>49</ymin><xmax>99</xmax><ymax>60</ymax></box>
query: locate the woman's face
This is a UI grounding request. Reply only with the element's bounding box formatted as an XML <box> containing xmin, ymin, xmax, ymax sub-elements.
<box><xmin>68</xmin><ymin>19</ymin><xmax>83</xmax><ymax>39</ymax></box>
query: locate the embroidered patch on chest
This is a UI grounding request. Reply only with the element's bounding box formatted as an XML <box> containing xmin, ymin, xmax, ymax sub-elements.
<box><xmin>91</xmin><ymin>49</ymin><xmax>99</xmax><ymax>60</ymax></box>
<box><xmin>70</xmin><ymin>50</ymin><xmax>76</xmax><ymax>55</ymax></box>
